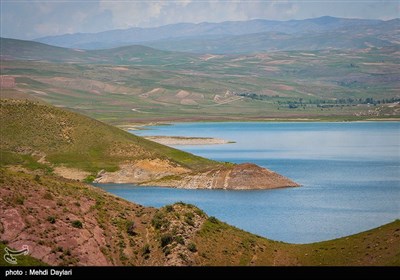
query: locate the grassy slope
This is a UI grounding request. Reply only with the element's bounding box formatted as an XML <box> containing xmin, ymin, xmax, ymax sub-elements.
<box><xmin>0</xmin><ymin>167</ymin><xmax>398</xmax><ymax>266</ymax></box>
<box><xmin>0</xmin><ymin>38</ymin><xmax>90</xmax><ymax>62</ymax></box>
<box><xmin>194</xmin><ymin>217</ymin><xmax>400</xmax><ymax>266</ymax></box>
<box><xmin>1</xmin><ymin>38</ymin><xmax>399</xmax><ymax>124</ymax></box>
<box><xmin>0</xmin><ymin>99</ymin><xmax>217</xmax><ymax>173</ymax></box>
<box><xmin>0</xmin><ymin>37</ymin><xmax>196</xmax><ymax>65</ymax></box>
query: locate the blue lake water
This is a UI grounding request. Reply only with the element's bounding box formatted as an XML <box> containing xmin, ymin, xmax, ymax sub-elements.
<box><xmin>96</xmin><ymin>122</ymin><xmax>400</xmax><ymax>243</ymax></box>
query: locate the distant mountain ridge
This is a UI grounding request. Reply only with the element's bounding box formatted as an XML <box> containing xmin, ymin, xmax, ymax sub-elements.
<box><xmin>34</xmin><ymin>16</ymin><xmax>398</xmax><ymax>53</ymax></box>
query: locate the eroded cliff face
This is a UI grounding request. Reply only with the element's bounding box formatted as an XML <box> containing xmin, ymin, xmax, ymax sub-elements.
<box><xmin>93</xmin><ymin>159</ymin><xmax>190</xmax><ymax>184</ymax></box>
<box><xmin>95</xmin><ymin>161</ymin><xmax>300</xmax><ymax>190</ymax></box>
<box><xmin>175</xmin><ymin>163</ymin><xmax>299</xmax><ymax>190</ymax></box>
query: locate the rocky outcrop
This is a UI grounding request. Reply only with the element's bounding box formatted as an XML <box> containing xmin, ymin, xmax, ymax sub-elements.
<box><xmin>96</xmin><ymin>160</ymin><xmax>300</xmax><ymax>190</ymax></box>
<box><xmin>94</xmin><ymin>159</ymin><xmax>190</xmax><ymax>184</ymax></box>
<box><xmin>149</xmin><ymin>163</ymin><xmax>300</xmax><ymax>190</ymax></box>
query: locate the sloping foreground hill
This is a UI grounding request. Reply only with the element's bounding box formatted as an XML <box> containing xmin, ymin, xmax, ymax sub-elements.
<box><xmin>0</xmin><ymin>99</ymin><xmax>298</xmax><ymax>189</ymax></box>
<box><xmin>0</xmin><ymin>168</ymin><xmax>399</xmax><ymax>266</ymax></box>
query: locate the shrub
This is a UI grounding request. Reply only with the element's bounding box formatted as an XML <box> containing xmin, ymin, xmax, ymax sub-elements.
<box><xmin>142</xmin><ymin>244</ymin><xmax>150</xmax><ymax>256</ymax></box>
<box><xmin>165</xmin><ymin>205</ymin><xmax>174</xmax><ymax>212</ymax></box>
<box><xmin>160</xmin><ymin>234</ymin><xmax>173</xmax><ymax>247</ymax></box>
<box><xmin>71</xmin><ymin>220</ymin><xmax>83</xmax><ymax>229</ymax></box>
<box><xmin>179</xmin><ymin>253</ymin><xmax>188</xmax><ymax>262</ymax></box>
<box><xmin>187</xmin><ymin>242</ymin><xmax>197</xmax><ymax>252</ymax></box>
<box><xmin>208</xmin><ymin>216</ymin><xmax>218</xmax><ymax>224</ymax></box>
<box><xmin>15</xmin><ymin>195</ymin><xmax>25</xmax><ymax>205</ymax></box>
<box><xmin>83</xmin><ymin>175</ymin><xmax>96</xmax><ymax>183</ymax></box>
<box><xmin>126</xmin><ymin>221</ymin><xmax>136</xmax><ymax>236</ymax></box>
<box><xmin>194</xmin><ymin>208</ymin><xmax>205</xmax><ymax>217</ymax></box>
<box><xmin>185</xmin><ymin>212</ymin><xmax>195</xmax><ymax>226</ymax></box>
<box><xmin>175</xmin><ymin>235</ymin><xmax>185</xmax><ymax>245</ymax></box>
<box><xmin>185</xmin><ymin>217</ymin><xmax>195</xmax><ymax>227</ymax></box>
<box><xmin>163</xmin><ymin>246</ymin><xmax>171</xmax><ymax>256</ymax></box>
<box><xmin>43</xmin><ymin>192</ymin><xmax>53</xmax><ymax>200</ymax></box>
<box><xmin>118</xmin><ymin>240</ymin><xmax>126</xmax><ymax>249</ymax></box>
<box><xmin>47</xmin><ymin>216</ymin><xmax>56</xmax><ymax>224</ymax></box>
<box><xmin>152</xmin><ymin>211</ymin><xmax>168</xmax><ymax>229</ymax></box>
<box><xmin>185</xmin><ymin>212</ymin><xmax>194</xmax><ymax>219</ymax></box>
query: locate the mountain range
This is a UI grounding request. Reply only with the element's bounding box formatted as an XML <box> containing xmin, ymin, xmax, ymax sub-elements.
<box><xmin>35</xmin><ymin>16</ymin><xmax>399</xmax><ymax>53</ymax></box>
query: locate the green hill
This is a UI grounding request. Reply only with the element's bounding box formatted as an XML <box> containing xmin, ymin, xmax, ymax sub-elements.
<box><xmin>0</xmin><ymin>99</ymin><xmax>217</xmax><ymax>175</ymax></box>
<box><xmin>0</xmin><ymin>99</ymin><xmax>298</xmax><ymax>189</ymax></box>
<box><xmin>0</xmin><ymin>37</ymin><xmax>90</xmax><ymax>62</ymax></box>
<box><xmin>0</xmin><ymin>37</ymin><xmax>196</xmax><ymax>65</ymax></box>
<box><xmin>0</xmin><ymin>167</ymin><xmax>398</xmax><ymax>266</ymax></box>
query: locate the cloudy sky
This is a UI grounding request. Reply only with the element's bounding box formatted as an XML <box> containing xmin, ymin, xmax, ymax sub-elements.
<box><xmin>1</xmin><ymin>0</ymin><xmax>399</xmax><ymax>39</ymax></box>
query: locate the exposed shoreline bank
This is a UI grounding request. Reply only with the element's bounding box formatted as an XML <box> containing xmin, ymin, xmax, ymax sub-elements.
<box><xmin>143</xmin><ymin>136</ymin><xmax>234</xmax><ymax>145</ymax></box>
<box><xmin>119</xmin><ymin>118</ymin><xmax>400</xmax><ymax>131</ymax></box>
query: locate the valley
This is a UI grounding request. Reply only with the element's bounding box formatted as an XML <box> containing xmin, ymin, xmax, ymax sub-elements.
<box><xmin>1</xmin><ymin>38</ymin><xmax>399</xmax><ymax>125</ymax></box>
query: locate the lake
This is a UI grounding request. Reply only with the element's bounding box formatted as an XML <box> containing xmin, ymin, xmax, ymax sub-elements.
<box><xmin>96</xmin><ymin>122</ymin><xmax>400</xmax><ymax>243</ymax></box>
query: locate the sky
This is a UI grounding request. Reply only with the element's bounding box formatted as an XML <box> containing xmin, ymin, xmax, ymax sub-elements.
<box><xmin>1</xmin><ymin>0</ymin><xmax>399</xmax><ymax>40</ymax></box>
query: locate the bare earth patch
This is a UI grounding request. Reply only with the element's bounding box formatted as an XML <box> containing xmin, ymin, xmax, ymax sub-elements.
<box><xmin>94</xmin><ymin>159</ymin><xmax>190</xmax><ymax>184</ymax></box>
<box><xmin>0</xmin><ymin>76</ymin><xmax>15</xmax><ymax>88</ymax></box>
<box><xmin>53</xmin><ymin>166</ymin><xmax>91</xmax><ymax>181</ymax></box>
<box><xmin>144</xmin><ymin>136</ymin><xmax>233</xmax><ymax>145</ymax></box>
<box><xmin>176</xmin><ymin>90</ymin><xmax>191</xmax><ymax>98</ymax></box>
<box><xmin>274</xmin><ymin>84</ymin><xmax>295</xmax><ymax>91</ymax></box>
<box><xmin>180</xmin><ymin>99</ymin><xmax>198</xmax><ymax>105</ymax></box>
<box><xmin>110</xmin><ymin>66</ymin><xmax>130</xmax><ymax>71</ymax></box>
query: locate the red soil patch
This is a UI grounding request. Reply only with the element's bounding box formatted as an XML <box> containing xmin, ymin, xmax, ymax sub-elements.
<box><xmin>0</xmin><ymin>76</ymin><xmax>15</xmax><ymax>88</ymax></box>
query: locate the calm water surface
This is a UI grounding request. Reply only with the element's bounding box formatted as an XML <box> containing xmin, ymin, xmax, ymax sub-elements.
<box><xmin>96</xmin><ymin>122</ymin><xmax>400</xmax><ymax>243</ymax></box>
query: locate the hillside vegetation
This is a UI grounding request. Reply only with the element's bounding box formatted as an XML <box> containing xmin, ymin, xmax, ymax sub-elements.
<box><xmin>0</xmin><ymin>99</ymin><xmax>398</xmax><ymax>266</ymax></box>
<box><xmin>1</xmin><ymin>37</ymin><xmax>196</xmax><ymax>65</ymax></box>
<box><xmin>1</xmin><ymin>38</ymin><xmax>399</xmax><ymax>124</ymax></box>
<box><xmin>0</xmin><ymin>99</ymin><xmax>298</xmax><ymax>189</ymax></box>
<box><xmin>0</xmin><ymin>99</ymin><xmax>216</xmax><ymax>174</ymax></box>
<box><xmin>0</xmin><ymin>167</ymin><xmax>398</xmax><ymax>266</ymax></box>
